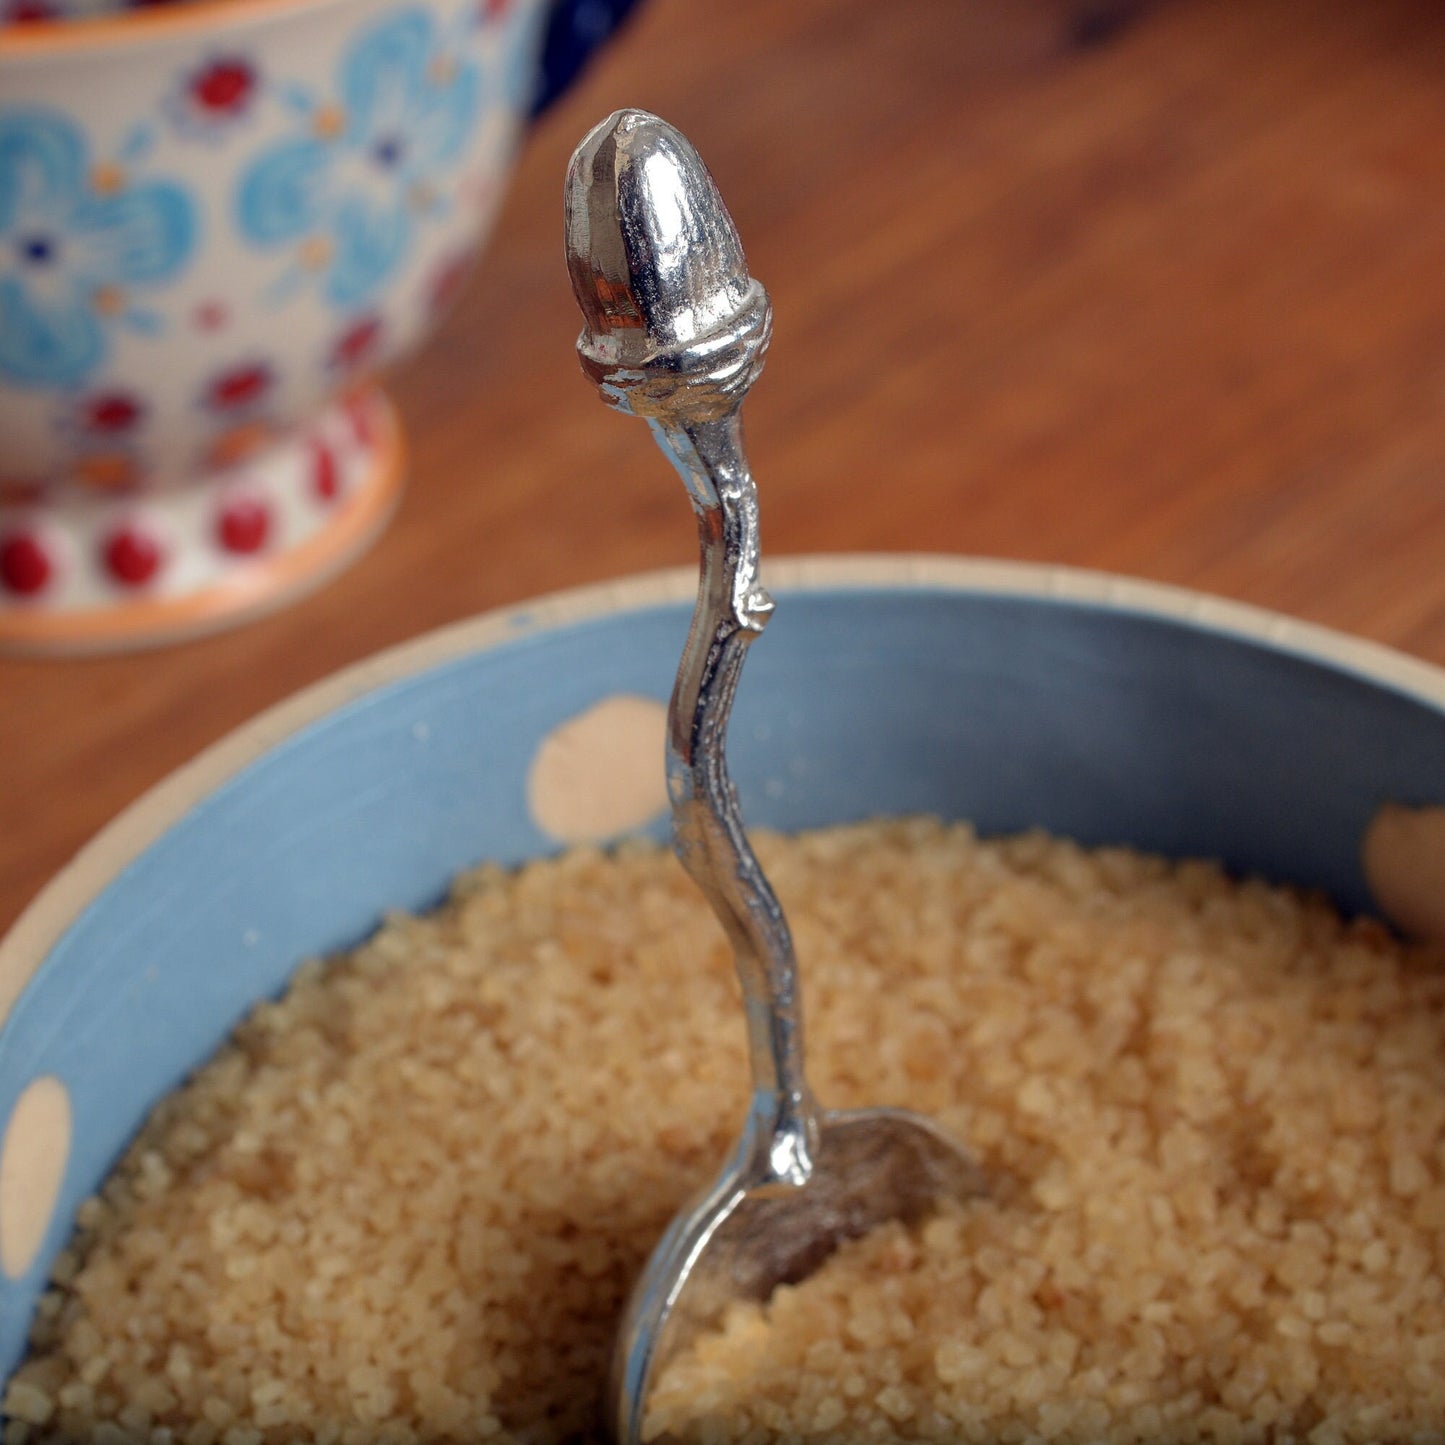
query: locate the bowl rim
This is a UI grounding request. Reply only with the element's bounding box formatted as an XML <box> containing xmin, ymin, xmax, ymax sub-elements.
<box><xmin>2</xmin><ymin>0</ymin><xmax>401</xmax><ymax>61</ymax></box>
<box><xmin>4</xmin><ymin>551</ymin><xmax>1445</xmax><ymax>1030</ymax></box>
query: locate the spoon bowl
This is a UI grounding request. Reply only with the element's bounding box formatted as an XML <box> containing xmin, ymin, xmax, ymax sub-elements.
<box><xmin>613</xmin><ymin>1107</ymin><xmax>984</xmax><ymax>1440</ymax></box>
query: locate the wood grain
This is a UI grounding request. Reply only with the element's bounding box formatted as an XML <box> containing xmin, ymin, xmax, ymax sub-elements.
<box><xmin>3</xmin><ymin>0</ymin><xmax>1444</xmax><ymax>935</ymax></box>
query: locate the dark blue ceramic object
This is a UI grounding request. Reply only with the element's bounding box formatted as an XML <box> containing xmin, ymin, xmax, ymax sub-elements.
<box><xmin>534</xmin><ymin>0</ymin><xmax>644</xmax><ymax>114</ymax></box>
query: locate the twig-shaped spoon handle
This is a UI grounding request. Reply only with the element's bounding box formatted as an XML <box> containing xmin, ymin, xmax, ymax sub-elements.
<box><xmin>565</xmin><ymin>109</ymin><xmax>819</xmax><ymax>1190</ymax></box>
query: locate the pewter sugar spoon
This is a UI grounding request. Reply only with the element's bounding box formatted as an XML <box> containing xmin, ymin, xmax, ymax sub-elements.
<box><xmin>565</xmin><ymin>110</ymin><xmax>984</xmax><ymax>1444</ymax></box>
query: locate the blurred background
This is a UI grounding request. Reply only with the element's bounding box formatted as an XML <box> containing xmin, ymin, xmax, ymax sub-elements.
<box><xmin>2</xmin><ymin>0</ymin><xmax>1444</xmax><ymax>933</ymax></box>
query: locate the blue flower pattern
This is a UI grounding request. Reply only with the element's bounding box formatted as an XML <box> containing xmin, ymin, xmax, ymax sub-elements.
<box><xmin>237</xmin><ymin>9</ymin><xmax>480</xmax><ymax>309</ymax></box>
<box><xmin>0</xmin><ymin>110</ymin><xmax>195</xmax><ymax>388</ymax></box>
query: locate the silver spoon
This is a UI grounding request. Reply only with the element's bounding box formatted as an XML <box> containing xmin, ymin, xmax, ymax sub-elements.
<box><xmin>565</xmin><ymin>109</ymin><xmax>984</xmax><ymax>1445</ymax></box>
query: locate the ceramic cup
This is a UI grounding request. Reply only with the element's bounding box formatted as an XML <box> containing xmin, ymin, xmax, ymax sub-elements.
<box><xmin>0</xmin><ymin>0</ymin><xmax>634</xmax><ymax>650</ymax></box>
<box><xmin>1</xmin><ymin>555</ymin><xmax>1444</xmax><ymax>1375</ymax></box>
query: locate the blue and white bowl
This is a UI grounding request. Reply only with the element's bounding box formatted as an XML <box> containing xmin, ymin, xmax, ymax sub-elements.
<box><xmin>0</xmin><ymin>0</ymin><xmax>635</xmax><ymax>647</ymax></box>
<box><xmin>1</xmin><ymin>555</ymin><xmax>1444</xmax><ymax>1376</ymax></box>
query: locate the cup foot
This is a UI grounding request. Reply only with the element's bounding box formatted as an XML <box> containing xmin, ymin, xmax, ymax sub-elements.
<box><xmin>0</xmin><ymin>388</ymin><xmax>404</xmax><ymax>655</ymax></box>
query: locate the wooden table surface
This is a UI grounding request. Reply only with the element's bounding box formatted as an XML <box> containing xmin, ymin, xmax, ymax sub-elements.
<box><xmin>3</xmin><ymin>0</ymin><xmax>1444</xmax><ymax>936</ymax></box>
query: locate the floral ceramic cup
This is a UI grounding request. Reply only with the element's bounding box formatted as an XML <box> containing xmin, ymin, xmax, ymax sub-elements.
<box><xmin>0</xmin><ymin>0</ymin><xmax>634</xmax><ymax>650</ymax></box>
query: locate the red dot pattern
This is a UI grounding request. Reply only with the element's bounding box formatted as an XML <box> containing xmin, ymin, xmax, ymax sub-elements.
<box><xmin>331</xmin><ymin>315</ymin><xmax>383</xmax><ymax>373</ymax></box>
<box><xmin>207</xmin><ymin>362</ymin><xmax>273</xmax><ymax>412</ymax></box>
<box><xmin>82</xmin><ymin>392</ymin><xmax>144</xmax><ymax>434</ymax></box>
<box><xmin>103</xmin><ymin>526</ymin><xmax>164</xmax><ymax>588</ymax></box>
<box><xmin>311</xmin><ymin>443</ymin><xmax>340</xmax><ymax>503</ymax></box>
<box><xmin>194</xmin><ymin>301</ymin><xmax>229</xmax><ymax>333</ymax></box>
<box><xmin>0</xmin><ymin>533</ymin><xmax>53</xmax><ymax>596</ymax></box>
<box><xmin>217</xmin><ymin>497</ymin><xmax>271</xmax><ymax>554</ymax></box>
<box><xmin>5</xmin><ymin>0</ymin><xmax>56</xmax><ymax>23</ymax></box>
<box><xmin>347</xmin><ymin>395</ymin><xmax>375</xmax><ymax>448</ymax></box>
<box><xmin>2</xmin><ymin>399</ymin><xmax>383</xmax><ymax>611</ymax></box>
<box><xmin>191</xmin><ymin>58</ymin><xmax>255</xmax><ymax>114</ymax></box>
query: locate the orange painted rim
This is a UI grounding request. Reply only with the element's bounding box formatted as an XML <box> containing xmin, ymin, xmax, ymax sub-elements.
<box><xmin>0</xmin><ymin>0</ymin><xmax>367</xmax><ymax>59</ymax></box>
<box><xmin>0</xmin><ymin>395</ymin><xmax>405</xmax><ymax>651</ymax></box>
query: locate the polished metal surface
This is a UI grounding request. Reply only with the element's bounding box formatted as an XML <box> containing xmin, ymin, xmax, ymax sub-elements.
<box><xmin>566</xmin><ymin>109</ymin><xmax>984</xmax><ymax>1444</ymax></box>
